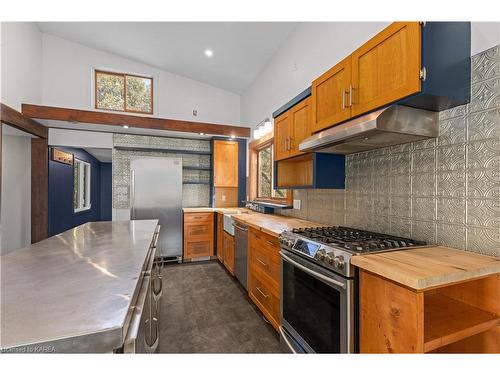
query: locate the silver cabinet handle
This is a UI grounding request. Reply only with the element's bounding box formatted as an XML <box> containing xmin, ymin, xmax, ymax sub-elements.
<box><xmin>342</xmin><ymin>88</ymin><xmax>346</xmax><ymax>109</ymax></box>
<box><xmin>152</xmin><ymin>276</ymin><xmax>162</xmax><ymax>300</ymax></box>
<box><xmin>266</xmin><ymin>240</ymin><xmax>276</xmax><ymax>246</ymax></box>
<box><xmin>255</xmin><ymin>286</ymin><xmax>268</xmax><ymax>299</ymax></box>
<box><xmin>130</xmin><ymin>170</ymin><xmax>135</xmax><ymax>219</ymax></box>
<box><xmin>284</xmin><ymin>137</ymin><xmax>289</xmax><ymax>151</ymax></box>
<box><xmin>123</xmin><ymin>275</ymin><xmax>150</xmax><ymax>353</ymax></box>
<box><xmin>280</xmin><ymin>252</ymin><xmax>346</xmax><ymax>289</ymax></box>
<box><xmin>256</xmin><ymin>257</ymin><xmax>268</xmax><ymax>267</ymax></box>
<box><xmin>349</xmin><ymin>84</ymin><xmax>353</xmax><ymax>107</ymax></box>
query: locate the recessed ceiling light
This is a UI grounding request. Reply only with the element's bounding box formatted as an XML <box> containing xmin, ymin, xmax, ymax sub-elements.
<box><xmin>204</xmin><ymin>49</ymin><xmax>213</xmax><ymax>58</ymax></box>
<box><xmin>123</xmin><ymin>125</ymin><xmax>129</xmax><ymax>129</ymax></box>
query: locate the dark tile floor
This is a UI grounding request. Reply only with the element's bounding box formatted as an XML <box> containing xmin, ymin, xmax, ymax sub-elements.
<box><xmin>158</xmin><ymin>261</ymin><xmax>282</xmax><ymax>353</ymax></box>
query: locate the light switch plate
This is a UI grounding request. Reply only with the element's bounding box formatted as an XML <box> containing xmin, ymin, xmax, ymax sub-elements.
<box><xmin>293</xmin><ymin>199</ymin><xmax>301</xmax><ymax>210</ymax></box>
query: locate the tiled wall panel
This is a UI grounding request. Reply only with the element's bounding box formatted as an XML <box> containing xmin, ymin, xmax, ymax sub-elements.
<box><xmin>278</xmin><ymin>45</ymin><xmax>500</xmax><ymax>257</ymax></box>
<box><xmin>112</xmin><ymin>134</ymin><xmax>211</xmax><ymax>209</ymax></box>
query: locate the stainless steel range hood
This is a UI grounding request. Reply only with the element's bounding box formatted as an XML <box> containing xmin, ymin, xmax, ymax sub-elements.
<box><xmin>299</xmin><ymin>105</ymin><xmax>439</xmax><ymax>155</ymax></box>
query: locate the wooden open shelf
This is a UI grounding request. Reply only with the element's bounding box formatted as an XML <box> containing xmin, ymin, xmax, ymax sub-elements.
<box><xmin>424</xmin><ymin>293</ymin><xmax>500</xmax><ymax>352</ymax></box>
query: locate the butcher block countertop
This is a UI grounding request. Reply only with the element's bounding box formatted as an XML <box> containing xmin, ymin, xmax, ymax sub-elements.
<box><xmin>183</xmin><ymin>207</ymin><xmax>322</xmax><ymax>237</ymax></box>
<box><xmin>182</xmin><ymin>207</ymin><xmax>250</xmax><ymax>214</ymax></box>
<box><xmin>231</xmin><ymin>212</ymin><xmax>323</xmax><ymax>237</ymax></box>
<box><xmin>351</xmin><ymin>246</ymin><xmax>500</xmax><ymax>291</ymax></box>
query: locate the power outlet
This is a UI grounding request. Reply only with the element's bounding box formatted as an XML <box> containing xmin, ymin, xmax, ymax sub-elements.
<box><xmin>221</xmin><ymin>194</ymin><xmax>226</xmax><ymax>202</ymax></box>
<box><xmin>293</xmin><ymin>199</ymin><xmax>301</xmax><ymax>210</ymax></box>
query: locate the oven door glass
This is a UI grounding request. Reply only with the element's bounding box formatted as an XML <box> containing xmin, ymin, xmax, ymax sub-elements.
<box><xmin>282</xmin><ymin>256</ymin><xmax>345</xmax><ymax>353</ymax></box>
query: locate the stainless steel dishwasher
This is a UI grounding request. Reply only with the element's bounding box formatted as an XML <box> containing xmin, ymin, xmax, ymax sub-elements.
<box><xmin>232</xmin><ymin>222</ymin><xmax>249</xmax><ymax>290</ymax></box>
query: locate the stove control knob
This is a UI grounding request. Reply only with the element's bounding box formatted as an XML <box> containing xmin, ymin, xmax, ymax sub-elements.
<box><xmin>316</xmin><ymin>249</ymin><xmax>326</xmax><ymax>261</ymax></box>
<box><xmin>287</xmin><ymin>239</ymin><xmax>295</xmax><ymax>247</ymax></box>
<box><xmin>334</xmin><ymin>255</ymin><xmax>345</xmax><ymax>269</ymax></box>
<box><xmin>325</xmin><ymin>253</ymin><xmax>335</xmax><ymax>265</ymax></box>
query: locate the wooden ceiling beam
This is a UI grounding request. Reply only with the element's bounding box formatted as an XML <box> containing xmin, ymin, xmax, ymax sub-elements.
<box><xmin>22</xmin><ymin>104</ymin><xmax>251</xmax><ymax>138</ymax></box>
<box><xmin>1</xmin><ymin>103</ymin><xmax>48</xmax><ymax>138</ymax></box>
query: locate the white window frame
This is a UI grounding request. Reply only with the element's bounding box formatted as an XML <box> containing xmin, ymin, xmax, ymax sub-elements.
<box><xmin>74</xmin><ymin>159</ymin><xmax>92</xmax><ymax>213</ymax></box>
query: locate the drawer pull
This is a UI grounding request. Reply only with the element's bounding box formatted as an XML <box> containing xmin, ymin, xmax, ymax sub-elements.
<box><xmin>266</xmin><ymin>240</ymin><xmax>276</xmax><ymax>246</ymax></box>
<box><xmin>256</xmin><ymin>257</ymin><xmax>268</xmax><ymax>267</ymax></box>
<box><xmin>255</xmin><ymin>286</ymin><xmax>268</xmax><ymax>299</ymax></box>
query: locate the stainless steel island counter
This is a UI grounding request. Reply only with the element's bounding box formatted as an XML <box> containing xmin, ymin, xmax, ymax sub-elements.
<box><xmin>0</xmin><ymin>220</ymin><xmax>159</xmax><ymax>353</ymax></box>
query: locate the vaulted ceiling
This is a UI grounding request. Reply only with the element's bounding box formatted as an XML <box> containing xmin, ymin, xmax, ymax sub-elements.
<box><xmin>37</xmin><ymin>22</ymin><xmax>298</xmax><ymax>94</ymax></box>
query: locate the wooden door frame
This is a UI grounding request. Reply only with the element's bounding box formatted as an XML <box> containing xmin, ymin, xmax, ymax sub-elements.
<box><xmin>1</xmin><ymin>103</ymin><xmax>48</xmax><ymax>244</ymax></box>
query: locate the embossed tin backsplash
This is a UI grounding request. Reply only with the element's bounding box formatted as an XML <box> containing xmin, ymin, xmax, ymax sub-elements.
<box><xmin>277</xmin><ymin>45</ymin><xmax>500</xmax><ymax>257</ymax></box>
<box><xmin>112</xmin><ymin>134</ymin><xmax>211</xmax><ymax>209</ymax></box>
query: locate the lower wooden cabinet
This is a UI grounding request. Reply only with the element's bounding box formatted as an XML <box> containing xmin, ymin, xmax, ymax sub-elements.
<box><xmin>359</xmin><ymin>270</ymin><xmax>500</xmax><ymax>353</ymax></box>
<box><xmin>248</xmin><ymin>227</ymin><xmax>281</xmax><ymax>331</ymax></box>
<box><xmin>216</xmin><ymin>213</ymin><xmax>224</xmax><ymax>263</ymax></box>
<box><xmin>223</xmin><ymin>231</ymin><xmax>234</xmax><ymax>275</ymax></box>
<box><xmin>183</xmin><ymin>212</ymin><xmax>214</xmax><ymax>261</ymax></box>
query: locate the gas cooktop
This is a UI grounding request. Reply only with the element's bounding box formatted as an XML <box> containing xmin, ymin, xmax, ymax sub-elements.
<box><xmin>290</xmin><ymin>226</ymin><xmax>426</xmax><ymax>253</ymax></box>
<box><xmin>279</xmin><ymin>226</ymin><xmax>427</xmax><ymax>277</ymax></box>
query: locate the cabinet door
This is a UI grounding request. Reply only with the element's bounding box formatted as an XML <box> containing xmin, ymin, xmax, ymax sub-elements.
<box><xmin>311</xmin><ymin>56</ymin><xmax>352</xmax><ymax>132</ymax></box>
<box><xmin>214</xmin><ymin>140</ymin><xmax>239</xmax><ymax>187</ymax></box>
<box><xmin>223</xmin><ymin>232</ymin><xmax>235</xmax><ymax>275</ymax></box>
<box><xmin>289</xmin><ymin>97</ymin><xmax>312</xmax><ymax>157</ymax></box>
<box><xmin>273</xmin><ymin>111</ymin><xmax>291</xmax><ymax>161</ymax></box>
<box><xmin>216</xmin><ymin>213</ymin><xmax>224</xmax><ymax>263</ymax></box>
<box><xmin>351</xmin><ymin>22</ymin><xmax>421</xmax><ymax>117</ymax></box>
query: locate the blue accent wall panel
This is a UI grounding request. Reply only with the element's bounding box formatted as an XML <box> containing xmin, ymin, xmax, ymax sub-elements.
<box><xmin>48</xmin><ymin>147</ymin><xmax>105</xmax><ymax>237</ymax></box>
<box><xmin>100</xmin><ymin>162</ymin><xmax>112</xmax><ymax>221</ymax></box>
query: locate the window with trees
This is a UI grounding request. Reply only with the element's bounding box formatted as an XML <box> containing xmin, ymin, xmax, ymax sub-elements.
<box><xmin>257</xmin><ymin>145</ymin><xmax>287</xmax><ymax>199</ymax></box>
<box><xmin>95</xmin><ymin>70</ymin><xmax>153</xmax><ymax>114</ymax></box>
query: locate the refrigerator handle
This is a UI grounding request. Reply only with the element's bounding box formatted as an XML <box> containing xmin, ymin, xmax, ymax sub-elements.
<box><xmin>130</xmin><ymin>170</ymin><xmax>135</xmax><ymax>220</ymax></box>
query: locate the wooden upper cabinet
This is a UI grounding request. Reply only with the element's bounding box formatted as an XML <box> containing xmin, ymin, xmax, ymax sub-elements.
<box><xmin>288</xmin><ymin>97</ymin><xmax>312</xmax><ymax>157</ymax></box>
<box><xmin>351</xmin><ymin>22</ymin><xmax>421</xmax><ymax>117</ymax></box>
<box><xmin>273</xmin><ymin>111</ymin><xmax>291</xmax><ymax>161</ymax></box>
<box><xmin>213</xmin><ymin>140</ymin><xmax>239</xmax><ymax>187</ymax></box>
<box><xmin>312</xmin><ymin>56</ymin><xmax>352</xmax><ymax>132</ymax></box>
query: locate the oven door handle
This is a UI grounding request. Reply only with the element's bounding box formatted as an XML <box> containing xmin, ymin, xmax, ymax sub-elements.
<box><xmin>279</xmin><ymin>327</ymin><xmax>298</xmax><ymax>354</ymax></box>
<box><xmin>280</xmin><ymin>252</ymin><xmax>346</xmax><ymax>290</ymax></box>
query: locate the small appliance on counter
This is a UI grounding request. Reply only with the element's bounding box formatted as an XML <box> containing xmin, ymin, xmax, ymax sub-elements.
<box><xmin>278</xmin><ymin>226</ymin><xmax>427</xmax><ymax>353</ymax></box>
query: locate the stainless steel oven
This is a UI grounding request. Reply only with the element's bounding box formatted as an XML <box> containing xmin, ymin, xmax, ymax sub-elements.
<box><xmin>280</xmin><ymin>249</ymin><xmax>354</xmax><ymax>353</ymax></box>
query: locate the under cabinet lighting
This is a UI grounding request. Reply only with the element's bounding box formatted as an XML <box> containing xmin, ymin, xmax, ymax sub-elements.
<box><xmin>253</xmin><ymin>118</ymin><xmax>272</xmax><ymax>140</ymax></box>
<box><xmin>230</xmin><ymin>135</ymin><xmax>236</xmax><ymax>139</ymax></box>
<box><xmin>123</xmin><ymin>125</ymin><xmax>129</xmax><ymax>129</ymax></box>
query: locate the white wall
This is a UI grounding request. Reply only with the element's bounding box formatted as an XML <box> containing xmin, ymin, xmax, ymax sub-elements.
<box><xmin>241</xmin><ymin>22</ymin><xmax>500</xmax><ymax>128</ymax></box>
<box><xmin>0</xmin><ymin>23</ymin><xmax>42</xmax><ymax>252</ymax></box>
<box><xmin>48</xmin><ymin>128</ymin><xmax>113</xmax><ymax>148</ymax></box>
<box><xmin>471</xmin><ymin>22</ymin><xmax>500</xmax><ymax>55</ymax></box>
<box><xmin>0</xmin><ymin>22</ymin><xmax>43</xmax><ymax>110</ymax></box>
<box><xmin>1</xmin><ymin>129</ymin><xmax>32</xmax><ymax>254</ymax></box>
<box><xmin>42</xmin><ymin>34</ymin><xmax>241</xmax><ymax>126</ymax></box>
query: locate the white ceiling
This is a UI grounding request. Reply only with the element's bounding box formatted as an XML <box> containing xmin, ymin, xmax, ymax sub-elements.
<box><xmin>36</xmin><ymin>22</ymin><xmax>298</xmax><ymax>94</ymax></box>
<box><xmin>84</xmin><ymin>147</ymin><xmax>112</xmax><ymax>162</ymax></box>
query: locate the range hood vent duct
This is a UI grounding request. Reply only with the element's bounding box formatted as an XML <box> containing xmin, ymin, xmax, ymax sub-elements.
<box><xmin>299</xmin><ymin>105</ymin><xmax>439</xmax><ymax>155</ymax></box>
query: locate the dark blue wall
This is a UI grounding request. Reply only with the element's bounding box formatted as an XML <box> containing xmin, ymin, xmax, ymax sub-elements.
<box><xmin>48</xmin><ymin>147</ymin><xmax>109</xmax><ymax>237</ymax></box>
<box><xmin>100</xmin><ymin>163</ymin><xmax>112</xmax><ymax>221</ymax></box>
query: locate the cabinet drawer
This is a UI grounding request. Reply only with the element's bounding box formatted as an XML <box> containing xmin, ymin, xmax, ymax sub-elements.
<box><xmin>249</xmin><ymin>244</ymin><xmax>280</xmax><ymax>287</ymax></box>
<box><xmin>260</xmin><ymin>233</ymin><xmax>280</xmax><ymax>255</ymax></box>
<box><xmin>184</xmin><ymin>222</ymin><xmax>212</xmax><ymax>238</ymax></box>
<box><xmin>184</xmin><ymin>212</ymin><xmax>213</xmax><ymax>223</ymax></box>
<box><xmin>184</xmin><ymin>240</ymin><xmax>213</xmax><ymax>258</ymax></box>
<box><xmin>248</xmin><ymin>272</ymin><xmax>280</xmax><ymax>330</ymax></box>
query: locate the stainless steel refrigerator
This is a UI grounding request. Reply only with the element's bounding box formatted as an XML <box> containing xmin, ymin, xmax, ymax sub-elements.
<box><xmin>130</xmin><ymin>157</ymin><xmax>183</xmax><ymax>261</ymax></box>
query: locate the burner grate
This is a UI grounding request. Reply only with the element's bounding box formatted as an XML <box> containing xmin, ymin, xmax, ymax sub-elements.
<box><xmin>291</xmin><ymin>226</ymin><xmax>425</xmax><ymax>253</ymax></box>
